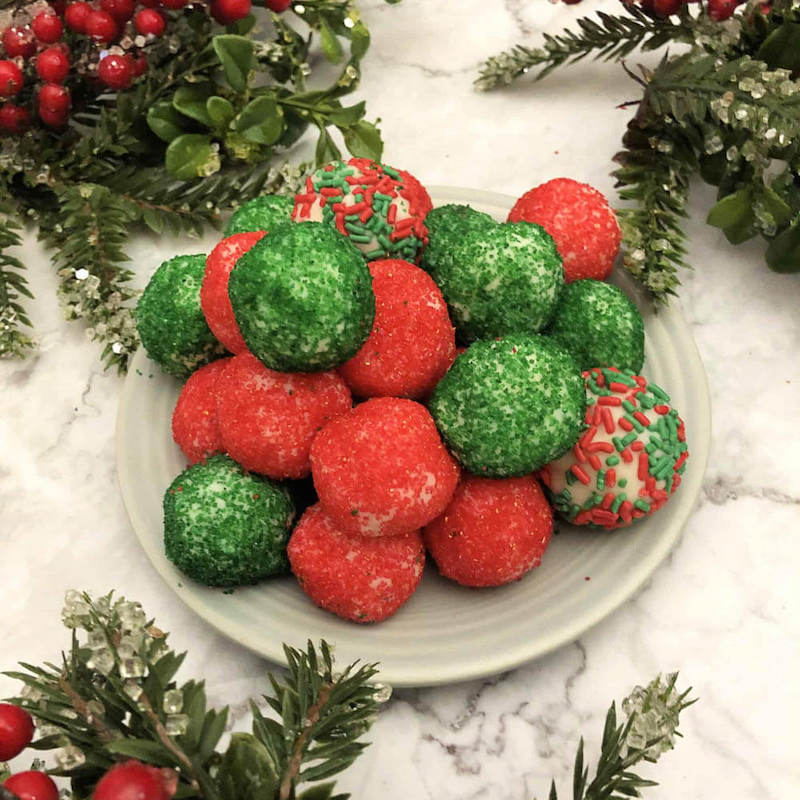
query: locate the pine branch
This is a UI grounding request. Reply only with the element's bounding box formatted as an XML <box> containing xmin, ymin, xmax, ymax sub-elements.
<box><xmin>475</xmin><ymin>7</ymin><xmax>695</xmax><ymax>90</ymax></box>
<box><xmin>0</xmin><ymin>210</ymin><xmax>35</xmax><ymax>360</ymax></box>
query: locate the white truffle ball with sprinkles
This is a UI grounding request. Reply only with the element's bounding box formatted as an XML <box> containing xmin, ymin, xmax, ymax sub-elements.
<box><xmin>540</xmin><ymin>366</ymin><xmax>689</xmax><ymax>529</ymax></box>
<box><xmin>292</xmin><ymin>158</ymin><xmax>429</xmax><ymax>262</ymax></box>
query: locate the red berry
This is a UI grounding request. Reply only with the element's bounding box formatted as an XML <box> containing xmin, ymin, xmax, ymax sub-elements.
<box><xmin>3</xmin><ymin>772</ymin><xmax>59</xmax><ymax>800</ymax></box>
<box><xmin>211</xmin><ymin>0</ymin><xmax>251</xmax><ymax>24</ymax></box>
<box><xmin>561</xmin><ymin>0</ymin><xmax>583</xmax><ymax>4</ymax></box>
<box><xmin>708</xmin><ymin>0</ymin><xmax>740</xmax><ymax>20</ymax></box>
<box><xmin>266</xmin><ymin>0</ymin><xmax>291</xmax><ymax>11</ymax></box>
<box><xmin>0</xmin><ymin>704</ymin><xmax>34</xmax><ymax>761</ymax></box>
<box><xmin>2</xmin><ymin>27</ymin><xmax>36</xmax><ymax>59</ymax></box>
<box><xmin>32</xmin><ymin>12</ymin><xmax>64</xmax><ymax>43</ymax></box>
<box><xmin>85</xmin><ymin>10</ymin><xmax>117</xmax><ymax>42</ymax></box>
<box><xmin>139</xmin><ymin>0</ymin><xmax>159</xmax><ymax>6</ymax></box>
<box><xmin>0</xmin><ymin>103</ymin><xmax>31</xmax><ymax>133</ymax></box>
<box><xmin>64</xmin><ymin>2</ymin><xmax>92</xmax><ymax>32</ymax></box>
<box><xmin>159</xmin><ymin>0</ymin><xmax>188</xmax><ymax>9</ymax></box>
<box><xmin>0</xmin><ymin>60</ymin><xmax>23</xmax><ymax>98</ymax></box>
<box><xmin>652</xmin><ymin>0</ymin><xmax>684</xmax><ymax>14</ymax></box>
<box><xmin>93</xmin><ymin>761</ymin><xmax>177</xmax><ymax>800</ymax></box>
<box><xmin>38</xmin><ymin>82</ymin><xmax>70</xmax><ymax>113</ymax></box>
<box><xmin>131</xmin><ymin>53</ymin><xmax>147</xmax><ymax>77</ymax></box>
<box><xmin>135</xmin><ymin>9</ymin><xmax>165</xmax><ymax>35</ymax></box>
<box><xmin>101</xmin><ymin>0</ymin><xmax>135</xmax><ymax>21</ymax></box>
<box><xmin>98</xmin><ymin>53</ymin><xmax>133</xmax><ymax>89</ymax></box>
<box><xmin>36</xmin><ymin>46</ymin><xmax>70</xmax><ymax>83</ymax></box>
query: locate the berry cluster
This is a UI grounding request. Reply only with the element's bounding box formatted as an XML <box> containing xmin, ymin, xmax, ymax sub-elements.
<box><xmin>618</xmin><ymin>0</ymin><xmax>745</xmax><ymax>20</ymax></box>
<box><xmin>0</xmin><ymin>0</ymin><xmax>293</xmax><ymax>133</ymax></box>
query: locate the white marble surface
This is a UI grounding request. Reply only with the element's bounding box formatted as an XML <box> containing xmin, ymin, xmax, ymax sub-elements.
<box><xmin>1</xmin><ymin>1</ymin><xmax>799</xmax><ymax>798</ymax></box>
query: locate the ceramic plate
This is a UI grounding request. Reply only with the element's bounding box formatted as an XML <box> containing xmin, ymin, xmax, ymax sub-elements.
<box><xmin>117</xmin><ymin>186</ymin><xmax>711</xmax><ymax>687</ymax></box>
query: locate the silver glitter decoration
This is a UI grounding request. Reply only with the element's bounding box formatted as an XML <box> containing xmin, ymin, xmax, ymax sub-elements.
<box><xmin>119</xmin><ymin>657</ymin><xmax>145</xmax><ymax>679</ymax></box>
<box><xmin>163</xmin><ymin>689</ymin><xmax>184</xmax><ymax>715</ymax></box>
<box><xmin>371</xmin><ymin>682</ymin><xmax>392</xmax><ymax>703</ymax></box>
<box><xmin>165</xmin><ymin>714</ymin><xmax>190</xmax><ymax>736</ymax></box>
<box><xmin>55</xmin><ymin>745</ymin><xmax>86</xmax><ymax>770</ymax></box>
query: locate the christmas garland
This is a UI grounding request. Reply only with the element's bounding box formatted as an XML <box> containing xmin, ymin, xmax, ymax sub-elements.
<box><xmin>0</xmin><ymin>0</ymin><xmax>399</xmax><ymax>371</ymax></box>
<box><xmin>0</xmin><ymin>591</ymin><xmax>695</xmax><ymax>800</ymax></box>
<box><xmin>477</xmin><ymin>0</ymin><xmax>800</xmax><ymax>302</ymax></box>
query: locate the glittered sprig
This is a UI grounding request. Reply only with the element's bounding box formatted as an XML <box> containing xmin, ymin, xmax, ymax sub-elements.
<box><xmin>0</xmin><ymin>210</ymin><xmax>35</xmax><ymax>360</ymax></box>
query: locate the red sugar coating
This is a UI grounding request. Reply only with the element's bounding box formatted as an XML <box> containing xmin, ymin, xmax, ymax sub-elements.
<box><xmin>288</xmin><ymin>504</ymin><xmax>425</xmax><ymax>623</ymax></box>
<box><xmin>507</xmin><ymin>178</ymin><xmax>621</xmax><ymax>282</ymax></box>
<box><xmin>339</xmin><ymin>259</ymin><xmax>456</xmax><ymax>399</ymax></box>
<box><xmin>216</xmin><ymin>352</ymin><xmax>352</xmax><ymax>479</ymax></box>
<box><xmin>171</xmin><ymin>358</ymin><xmax>230</xmax><ymax>464</ymax></box>
<box><xmin>201</xmin><ymin>231</ymin><xmax>266</xmax><ymax>353</ymax></box>
<box><xmin>424</xmin><ymin>475</ymin><xmax>553</xmax><ymax>587</ymax></box>
<box><xmin>310</xmin><ymin>397</ymin><xmax>460</xmax><ymax>537</ymax></box>
<box><xmin>398</xmin><ymin>168</ymin><xmax>433</xmax><ymax>217</ymax></box>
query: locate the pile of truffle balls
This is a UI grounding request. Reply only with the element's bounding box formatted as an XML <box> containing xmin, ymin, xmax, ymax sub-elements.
<box><xmin>135</xmin><ymin>157</ymin><xmax>689</xmax><ymax>624</ymax></box>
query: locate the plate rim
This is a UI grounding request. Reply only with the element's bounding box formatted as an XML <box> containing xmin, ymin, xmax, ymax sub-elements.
<box><xmin>117</xmin><ymin>184</ymin><xmax>711</xmax><ymax>687</ymax></box>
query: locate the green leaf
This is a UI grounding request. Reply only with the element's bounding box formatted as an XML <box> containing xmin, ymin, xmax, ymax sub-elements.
<box><xmin>706</xmin><ymin>188</ymin><xmax>757</xmax><ymax>244</ymax></box>
<box><xmin>106</xmin><ymin>738</ymin><xmax>177</xmax><ymax>766</ymax></box>
<box><xmin>173</xmin><ymin>85</ymin><xmax>214</xmax><ymax>127</ymax></box>
<box><xmin>319</xmin><ymin>19</ymin><xmax>345</xmax><ymax>63</ymax></box>
<box><xmin>315</xmin><ymin>128</ymin><xmax>342</xmax><ymax>165</ymax></box>
<box><xmin>147</xmin><ymin>101</ymin><xmax>187</xmax><ymax>143</ymax></box>
<box><xmin>207</xmin><ymin>96</ymin><xmax>235</xmax><ymax>128</ymax></box>
<box><xmin>234</xmin><ymin>96</ymin><xmax>284</xmax><ymax>144</ymax></box>
<box><xmin>341</xmin><ymin>120</ymin><xmax>382</xmax><ymax>160</ymax></box>
<box><xmin>756</xmin><ymin>22</ymin><xmax>800</xmax><ymax>73</ymax></box>
<box><xmin>761</xmin><ymin>184</ymin><xmax>793</xmax><ymax>229</ymax></box>
<box><xmin>226</xmin><ymin>14</ymin><xmax>255</xmax><ymax>36</ymax></box>
<box><xmin>198</xmin><ymin>708</ymin><xmax>228</xmax><ymax>761</ymax></box>
<box><xmin>165</xmin><ymin>134</ymin><xmax>219</xmax><ymax>180</ymax></box>
<box><xmin>217</xmin><ymin>733</ymin><xmax>281</xmax><ymax>800</ymax></box>
<box><xmin>298</xmin><ymin>782</ymin><xmax>337</xmax><ymax>800</ymax></box>
<box><xmin>327</xmin><ymin>101</ymin><xmax>365</xmax><ymax>127</ymax></box>
<box><xmin>213</xmin><ymin>35</ymin><xmax>255</xmax><ymax>92</ymax></box>
<box><xmin>278</xmin><ymin>111</ymin><xmax>310</xmax><ymax>148</ymax></box>
<box><xmin>766</xmin><ymin>214</ymin><xmax>800</xmax><ymax>273</ymax></box>
<box><xmin>350</xmin><ymin>22</ymin><xmax>370</xmax><ymax>61</ymax></box>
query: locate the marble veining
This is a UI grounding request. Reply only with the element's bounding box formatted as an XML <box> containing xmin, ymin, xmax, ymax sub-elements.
<box><xmin>1</xmin><ymin>2</ymin><xmax>799</xmax><ymax>799</ymax></box>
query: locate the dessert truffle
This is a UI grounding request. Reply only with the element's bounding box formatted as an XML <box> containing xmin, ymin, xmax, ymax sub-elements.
<box><xmin>429</xmin><ymin>335</ymin><xmax>585</xmax><ymax>477</ymax></box>
<box><xmin>137</xmin><ymin>254</ymin><xmax>226</xmax><ymax>379</ymax></box>
<box><xmin>163</xmin><ymin>454</ymin><xmax>294</xmax><ymax>586</ymax></box>
<box><xmin>339</xmin><ymin>259</ymin><xmax>456</xmax><ymax>399</ymax></box>
<box><xmin>201</xmin><ymin>231</ymin><xmax>265</xmax><ymax>354</ymax></box>
<box><xmin>438</xmin><ymin>221</ymin><xmax>563</xmax><ymax>341</ymax></box>
<box><xmin>508</xmin><ymin>178</ymin><xmax>621</xmax><ymax>282</ymax></box>
<box><xmin>420</xmin><ymin>203</ymin><xmax>495</xmax><ymax>280</ymax></box>
<box><xmin>224</xmin><ymin>194</ymin><xmax>294</xmax><ymax>236</ymax></box>
<box><xmin>215</xmin><ymin>352</ymin><xmax>352</xmax><ymax>479</ymax></box>
<box><xmin>293</xmin><ymin>158</ymin><xmax>429</xmax><ymax>262</ymax></box>
<box><xmin>546</xmin><ymin>279</ymin><xmax>645</xmax><ymax>373</ymax></box>
<box><xmin>424</xmin><ymin>475</ymin><xmax>553</xmax><ymax>587</ymax></box>
<box><xmin>540</xmin><ymin>366</ymin><xmax>689</xmax><ymax>529</ymax></box>
<box><xmin>310</xmin><ymin>397</ymin><xmax>460</xmax><ymax>537</ymax></box>
<box><xmin>171</xmin><ymin>357</ymin><xmax>230</xmax><ymax>464</ymax></box>
<box><xmin>228</xmin><ymin>222</ymin><xmax>374</xmax><ymax>372</ymax></box>
<box><xmin>288</xmin><ymin>504</ymin><xmax>425</xmax><ymax>623</ymax></box>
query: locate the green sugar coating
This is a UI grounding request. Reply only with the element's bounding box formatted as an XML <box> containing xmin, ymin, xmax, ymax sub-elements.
<box><xmin>224</xmin><ymin>194</ymin><xmax>294</xmax><ymax>236</ymax></box>
<box><xmin>546</xmin><ymin>280</ymin><xmax>645</xmax><ymax>373</ymax></box>
<box><xmin>136</xmin><ymin>254</ymin><xmax>226</xmax><ymax>380</ymax></box>
<box><xmin>420</xmin><ymin>204</ymin><xmax>495</xmax><ymax>280</ymax></box>
<box><xmin>228</xmin><ymin>222</ymin><xmax>375</xmax><ymax>372</ymax></box>
<box><xmin>163</xmin><ymin>454</ymin><xmax>294</xmax><ymax>587</ymax></box>
<box><xmin>429</xmin><ymin>335</ymin><xmax>585</xmax><ymax>477</ymax></box>
<box><xmin>437</xmin><ymin>221</ymin><xmax>564</xmax><ymax>342</ymax></box>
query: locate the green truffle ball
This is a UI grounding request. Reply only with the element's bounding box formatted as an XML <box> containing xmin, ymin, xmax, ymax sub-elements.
<box><xmin>225</xmin><ymin>194</ymin><xmax>294</xmax><ymax>236</ymax></box>
<box><xmin>136</xmin><ymin>254</ymin><xmax>225</xmax><ymax>380</ymax></box>
<box><xmin>163</xmin><ymin>455</ymin><xmax>294</xmax><ymax>587</ymax></box>
<box><xmin>438</xmin><ymin>221</ymin><xmax>564</xmax><ymax>342</ymax></box>
<box><xmin>429</xmin><ymin>335</ymin><xmax>585</xmax><ymax>477</ymax></box>
<box><xmin>229</xmin><ymin>222</ymin><xmax>375</xmax><ymax>372</ymax></box>
<box><xmin>546</xmin><ymin>280</ymin><xmax>645</xmax><ymax>373</ymax></box>
<box><xmin>421</xmin><ymin>204</ymin><xmax>494</xmax><ymax>279</ymax></box>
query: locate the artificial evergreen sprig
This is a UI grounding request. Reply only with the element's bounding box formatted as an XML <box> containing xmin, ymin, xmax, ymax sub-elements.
<box><xmin>4</xmin><ymin>591</ymin><xmax>385</xmax><ymax>800</ymax></box>
<box><xmin>476</xmin><ymin>1</ymin><xmax>800</xmax><ymax>300</ymax></box>
<box><xmin>0</xmin><ymin>209</ymin><xmax>34</xmax><ymax>360</ymax></box>
<box><xmin>546</xmin><ymin>672</ymin><xmax>695</xmax><ymax>800</ymax></box>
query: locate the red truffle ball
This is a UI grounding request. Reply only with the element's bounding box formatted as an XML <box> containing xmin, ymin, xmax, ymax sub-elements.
<box><xmin>507</xmin><ymin>178</ymin><xmax>621</xmax><ymax>282</ymax></box>
<box><xmin>339</xmin><ymin>259</ymin><xmax>455</xmax><ymax>399</ymax></box>
<box><xmin>216</xmin><ymin>352</ymin><xmax>352</xmax><ymax>480</ymax></box>
<box><xmin>201</xmin><ymin>231</ymin><xmax>265</xmax><ymax>354</ymax></box>
<box><xmin>424</xmin><ymin>474</ymin><xmax>553</xmax><ymax>587</ymax></box>
<box><xmin>310</xmin><ymin>397</ymin><xmax>460</xmax><ymax>537</ymax></box>
<box><xmin>288</xmin><ymin>504</ymin><xmax>425</xmax><ymax>622</ymax></box>
<box><xmin>171</xmin><ymin>358</ymin><xmax>230</xmax><ymax>464</ymax></box>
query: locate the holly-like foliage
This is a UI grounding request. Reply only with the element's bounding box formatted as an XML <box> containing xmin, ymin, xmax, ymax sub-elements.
<box><xmin>0</xmin><ymin>0</ymin><xmax>398</xmax><ymax>371</ymax></box>
<box><xmin>477</xmin><ymin>0</ymin><xmax>800</xmax><ymax>301</ymax></box>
